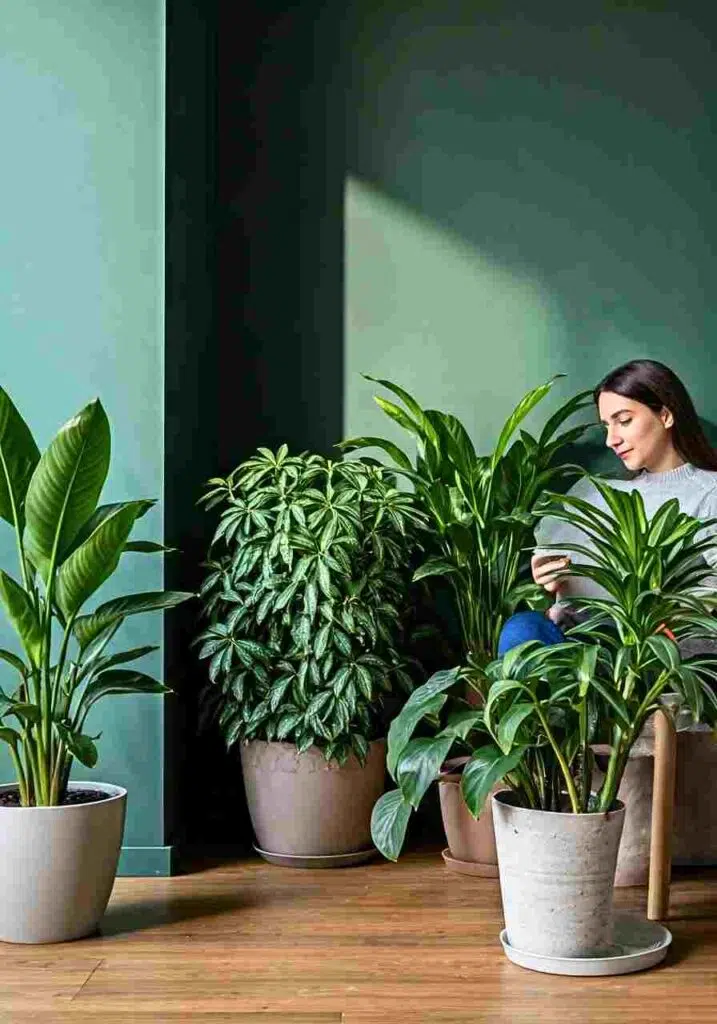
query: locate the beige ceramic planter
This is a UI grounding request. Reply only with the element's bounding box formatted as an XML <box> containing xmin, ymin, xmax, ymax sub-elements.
<box><xmin>438</xmin><ymin>758</ymin><xmax>499</xmax><ymax>876</ymax></box>
<box><xmin>492</xmin><ymin>790</ymin><xmax>625</xmax><ymax>958</ymax></box>
<box><xmin>0</xmin><ymin>781</ymin><xmax>126</xmax><ymax>944</ymax></box>
<box><xmin>240</xmin><ymin>738</ymin><xmax>386</xmax><ymax>865</ymax></box>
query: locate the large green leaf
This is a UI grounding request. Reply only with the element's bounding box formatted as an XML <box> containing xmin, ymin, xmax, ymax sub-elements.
<box><xmin>55</xmin><ymin>502</ymin><xmax>148</xmax><ymax>618</ymax></box>
<box><xmin>0</xmin><ymin>387</ymin><xmax>40</xmax><ymax>529</ymax></box>
<box><xmin>396</xmin><ymin>734</ymin><xmax>455</xmax><ymax>808</ymax></box>
<box><xmin>23</xmin><ymin>400</ymin><xmax>111</xmax><ymax>578</ymax></box>
<box><xmin>66</xmin><ymin>499</ymin><xmax>155</xmax><ymax>557</ymax></box>
<box><xmin>56</xmin><ymin>724</ymin><xmax>98</xmax><ymax>768</ymax></box>
<box><xmin>537</xmin><ymin>389</ymin><xmax>593</xmax><ymax>448</ymax></box>
<box><xmin>460</xmin><ymin>743</ymin><xmax>527</xmax><ymax>817</ymax></box>
<box><xmin>386</xmin><ymin>667</ymin><xmax>460</xmax><ymax>777</ymax></box>
<box><xmin>73</xmin><ymin>590</ymin><xmax>194</xmax><ymax>650</ymax></box>
<box><xmin>79</xmin><ymin>668</ymin><xmax>168</xmax><ymax>714</ymax></box>
<box><xmin>490</xmin><ymin>378</ymin><xmax>558</xmax><ymax>471</ymax></box>
<box><xmin>337</xmin><ymin>436</ymin><xmax>414</xmax><ymax>472</ymax></box>
<box><xmin>370</xmin><ymin>788</ymin><xmax>413</xmax><ymax>861</ymax></box>
<box><xmin>0</xmin><ymin>571</ymin><xmax>43</xmax><ymax>665</ymax></box>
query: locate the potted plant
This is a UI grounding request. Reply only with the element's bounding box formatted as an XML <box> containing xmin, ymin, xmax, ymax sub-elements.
<box><xmin>373</xmin><ymin>483</ymin><xmax>717</xmax><ymax>963</ymax></box>
<box><xmin>196</xmin><ymin>446</ymin><xmax>425</xmax><ymax>866</ymax></box>
<box><xmin>341</xmin><ymin>375</ymin><xmax>591</xmax><ymax>872</ymax></box>
<box><xmin>0</xmin><ymin>388</ymin><xmax>191</xmax><ymax>944</ymax></box>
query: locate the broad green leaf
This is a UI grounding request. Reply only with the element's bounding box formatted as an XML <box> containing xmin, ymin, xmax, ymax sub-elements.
<box><xmin>338</xmin><ymin>436</ymin><xmax>414</xmax><ymax>472</ymax></box>
<box><xmin>496</xmin><ymin>702</ymin><xmax>535</xmax><ymax>753</ymax></box>
<box><xmin>491</xmin><ymin>378</ymin><xmax>558</xmax><ymax>470</ymax></box>
<box><xmin>537</xmin><ymin>389</ymin><xmax>592</xmax><ymax>447</ymax></box>
<box><xmin>386</xmin><ymin>667</ymin><xmax>460</xmax><ymax>777</ymax></box>
<box><xmin>396</xmin><ymin>734</ymin><xmax>455</xmax><ymax>808</ymax></box>
<box><xmin>56</xmin><ymin>502</ymin><xmax>148</xmax><ymax>618</ymax></box>
<box><xmin>461</xmin><ymin>743</ymin><xmax>527</xmax><ymax>817</ymax></box>
<box><xmin>123</xmin><ymin>540</ymin><xmax>175</xmax><ymax>554</ymax></box>
<box><xmin>82</xmin><ymin>644</ymin><xmax>158</xmax><ymax>679</ymax></box>
<box><xmin>0</xmin><ymin>387</ymin><xmax>40</xmax><ymax>529</ymax></box>
<box><xmin>370</xmin><ymin>788</ymin><xmax>413</xmax><ymax>861</ymax></box>
<box><xmin>0</xmin><ymin>726</ymin><xmax>22</xmax><ymax>746</ymax></box>
<box><xmin>645</xmin><ymin>634</ymin><xmax>681</xmax><ymax>673</ymax></box>
<box><xmin>56</xmin><ymin>724</ymin><xmax>98</xmax><ymax>768</ymax></box>
<box><xmin>412</xmin><ymin>558</ymin><xmax>458</xmax><ymax>582</ymax></box>
<box><xmin>0</xmin><ymin>648</ymin><xmax>28</xmax><ymax>677</ymax></box>
<box><xmin>66</xmin><ymin>500</ymin><xmax>154</xmax><ymax>557</ymax></box>
<box><xmin>24</xmin><ymin>399</ymin><xmax>111</xmax><ymax>578</ymax></box>
<box><xmin>439</xmin><ymin>707</ymin><xmax>484</xmax><ymax>741</ymax></box>
<box><xmin>0</xmin><ymin>570</ymin><xmax>43</xmax><ymax>665</ymax></box>
<box><xmin>73</xmin><ymin>590</ymin><xmax>193</xmax><ymax>650</ymax></box>
<box><xmin>79</xmin><ymin>668</ymin><xmax>168</xmax><ymax>714</ymax></box>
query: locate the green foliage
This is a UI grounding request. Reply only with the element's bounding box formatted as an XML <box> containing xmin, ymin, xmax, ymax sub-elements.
<box><xmin>0</xmin><ymin>387</ymin><xmax>192</xmax><ymax>806</ymax></box>
<box><xmin>371</xmin><ymin>482</ymin><xmax>717</xmax><ymax>860</ymax></box>
<box><xmin>536</xmin><ymin>479</ymin><xmax>717</xmax><ymax>810</ymax></box>
<box><xmin>340</xmin><ymin>375</ymin><xmax>592</xmax><ymax>687</ymax></box>
<box><xmin>196</xmin><ymin>447</ymin><xmax>426</xmax><ymax>764</ymax></box>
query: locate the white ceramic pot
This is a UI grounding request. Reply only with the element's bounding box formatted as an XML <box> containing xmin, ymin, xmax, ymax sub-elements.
<box><xmin>0</xmin><ymin>781</ymin><xmax>126</xmax><ymax>944</ymax></box>
<box><xmin>492</xmin><ymin>790</ymin><xmax>625</xmax><ymax>958</ymax></box>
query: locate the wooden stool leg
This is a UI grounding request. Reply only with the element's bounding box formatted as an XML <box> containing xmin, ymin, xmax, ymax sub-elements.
<box><xmin>647</xmin><ymin>709</ymin><xmax>677</xmax><ymax>921</ymax></box>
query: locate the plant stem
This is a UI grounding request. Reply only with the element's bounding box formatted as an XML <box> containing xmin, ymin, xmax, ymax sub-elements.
<box><xmin>534</xmin><ymin>702</ymin><xmax>580</xmax><ymax>813</ymax></box>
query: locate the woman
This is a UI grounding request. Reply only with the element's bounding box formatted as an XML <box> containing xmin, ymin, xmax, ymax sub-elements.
<box><xmin>498</xmin><ymin>359</ymin><xmax>717</xmax><ymax>654</ymax></box>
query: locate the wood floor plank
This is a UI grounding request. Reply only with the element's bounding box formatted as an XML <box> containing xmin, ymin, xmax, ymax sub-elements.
<box><xmin>0</xmin><ymin>852</ymin><xmax>715</xmax><ymax>1021</ymax></box>
<box><xmin>0</xmin><ymin>957</ymin><xmax>101</xmax><ymax>1012</ymax></box>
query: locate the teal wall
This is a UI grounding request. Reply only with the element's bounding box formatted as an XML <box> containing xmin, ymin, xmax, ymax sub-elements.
<box><xmin>345</xmin><ymin>2</ymin><xmax>717</xmax><ymax>452</ymax></box>
<box><xmin>0</xmin><ymin>2</ymin><xmax>168</xmax><ymax>873</ymax></box>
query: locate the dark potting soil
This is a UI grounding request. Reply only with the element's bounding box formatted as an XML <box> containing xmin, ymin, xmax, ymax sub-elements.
<box><xmin>0</xmin><ymin>788</ymin><xmax>111</xmax><ymax>807</ymax></box>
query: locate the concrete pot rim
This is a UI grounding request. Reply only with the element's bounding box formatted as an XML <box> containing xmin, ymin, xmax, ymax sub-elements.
<box><xmin>493</xmin><ymin>789</ymin><xmax>625</xmax><ymax>820</ymax></box>
<box><xmin>0</xmin><ymin>781</ymin><xmax>126</xmax><ymax>812</ymax></box>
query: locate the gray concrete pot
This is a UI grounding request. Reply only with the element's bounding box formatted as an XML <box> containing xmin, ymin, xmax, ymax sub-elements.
<box><xmin>492</xmin><ymin>790</ymin><xmax>625</xmax><ymax>958</ymax></box>
<box><xmin>240</xmin><ymin>738</ymin><xmax>386</xmax><ymax>864</ymax></box>
<box><xmin>0</xmin><ymin>781</ymin><xmax>126</xmax><ymax>944</ymax></box>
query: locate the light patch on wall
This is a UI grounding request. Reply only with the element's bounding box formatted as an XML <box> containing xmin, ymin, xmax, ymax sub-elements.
<box><xmin>344</xmin><ymin>176</ymin><xmax>574</xmax><ymax>456</ymax></box>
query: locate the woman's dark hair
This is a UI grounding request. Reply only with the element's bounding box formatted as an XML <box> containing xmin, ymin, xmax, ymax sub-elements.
<box><xmin>594</xmin><ymin>359</ymin><xmax>717</xmax><ymax>471</ymax></box>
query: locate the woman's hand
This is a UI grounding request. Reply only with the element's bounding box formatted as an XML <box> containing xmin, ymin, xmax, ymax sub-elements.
<box><xmin>531</xmin><ymin>553</ymin><xmax>571</xmax><ymax>595</ymax></box>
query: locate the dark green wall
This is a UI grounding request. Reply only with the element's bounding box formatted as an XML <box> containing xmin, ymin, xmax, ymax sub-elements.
<box><xmin>345</xmin><ymin>2</ymin><xmax>717</xmax><ymax>451</ymax></box>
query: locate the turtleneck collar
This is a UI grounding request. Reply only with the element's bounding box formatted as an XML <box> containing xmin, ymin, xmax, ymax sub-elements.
<box><xmin>634</xmin><ymin>463</ymin><xmax>695</xmax><ymax>486</ymax></box>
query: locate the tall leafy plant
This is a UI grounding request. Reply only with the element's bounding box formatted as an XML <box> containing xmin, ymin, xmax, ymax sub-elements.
<box><xmin>0</xmin><ymin>389</ymin><xmax>192</xmax><ymax>806</ymax></box>
<box><xmin>196</xmin><ymin>448</ymin><xmax>425</xmax><ymax>764</ymax></box>
<box><xmin>340</xmin><ymin>375</ymin><xmax>592</xmax><ymax>689</ymax></box>
<box><xmin>535</xmin><ymin>479</ymin><xmax>717</xmax><ymax>810</ymax></box>
<box><xmin>372</xmin><ymin>483</ymin><xmax>717</xmax><ymax>859</ymax></box>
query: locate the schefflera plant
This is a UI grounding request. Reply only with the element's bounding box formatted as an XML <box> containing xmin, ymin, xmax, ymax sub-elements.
<box><xmin>0</xmin><ymin>388</ymin><xmax>192</xmax><ymax>806</ymax></box>
<box><xmin>196</xmin><ymin>447</ymin><xmax>426</xmax><ymax>764</ymax></box>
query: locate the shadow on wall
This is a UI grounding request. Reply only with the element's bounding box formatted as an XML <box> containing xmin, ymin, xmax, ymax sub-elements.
<box><xmin>344</xmin><ymin>1</ymin><xmax>717</xmax><ymax>436</ymax></box>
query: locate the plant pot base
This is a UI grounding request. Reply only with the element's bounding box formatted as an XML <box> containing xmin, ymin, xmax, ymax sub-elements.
<box><xmin>441</xmin><ymin>848</ymin><xmax>499</xmax><ymax>877</ymax></box>
<box><xmin>253</xmin><ymin>844</ymin><xmax>378</xmax><ymax>869</ymax></box>
<box><xmin>500</xmin><ymin>912</ymin><xmax>671</xmax><ymax>976</ymax></box>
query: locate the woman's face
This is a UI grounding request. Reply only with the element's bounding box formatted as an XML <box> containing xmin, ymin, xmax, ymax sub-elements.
<box><xmin>597</xmin><ymin>390</ymin><xmax>681</xmax><ymax>473</ymax></box>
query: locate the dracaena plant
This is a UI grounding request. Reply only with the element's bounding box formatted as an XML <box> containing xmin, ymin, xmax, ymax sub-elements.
<box><xmin>0</xmin><ymin>389</ymin><xmax>192</xmax><ymax>807</ymax></box>
<box><xmin>371</xmin><ymin>480</ymin><xmax>717</xmax><ymax>860</ymax></box>
<box><xmin>534</xmin><ymin>479</ymin><xmax>717</xmax><ymax>810</ymax></box>
<box><xmin>196</xmin><ymin>447</ymin><xmax>426</xmax><ymax>764</ymax></box>
<box><xmin>340</xmin><ymin>375</ymin><xmax>592</xmax><ymax>691</ymax></box>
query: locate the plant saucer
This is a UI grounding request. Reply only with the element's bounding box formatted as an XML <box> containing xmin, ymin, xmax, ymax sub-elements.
<box><xmin>500</xmin><ymin>912</ymin><xmax>671</xmax><ymax>976</ymax></box>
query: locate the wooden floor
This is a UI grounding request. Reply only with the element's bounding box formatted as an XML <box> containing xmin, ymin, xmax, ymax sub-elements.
<box><xmin>2</xmin><ymin>848</ymin><xmax>717</xmax><ymax>1023</ymax></box>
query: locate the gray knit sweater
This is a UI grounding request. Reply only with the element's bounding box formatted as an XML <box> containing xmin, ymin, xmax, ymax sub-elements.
<box><xmin>534</xmin><ymin>463</ymin><xmax>717</xmax><ymax>605</ymax></box>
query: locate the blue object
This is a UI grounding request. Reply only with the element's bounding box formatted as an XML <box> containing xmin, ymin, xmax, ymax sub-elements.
<box><xmin>497</xmin><ymin>611</ymin><xmax>566</xmax><ymax>656</ymax></box>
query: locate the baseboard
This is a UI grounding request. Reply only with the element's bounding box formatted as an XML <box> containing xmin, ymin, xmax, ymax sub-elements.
<box><xmin>118</xmin><ymin>845</ymin><xmax>175</xmax><ymax>877</ymax></box>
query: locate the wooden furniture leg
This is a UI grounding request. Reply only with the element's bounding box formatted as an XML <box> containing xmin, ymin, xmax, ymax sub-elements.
<box><xmin>647</xmin><ymin>708</ymin><xmax>677</xmax><ymax>921</ymax></box>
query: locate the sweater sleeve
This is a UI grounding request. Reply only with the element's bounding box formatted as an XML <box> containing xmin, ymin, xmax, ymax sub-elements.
<box><xmin>533</xmin><ymin>476</ymin><xmax>600</xmax><ymax>557</ymax></box>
